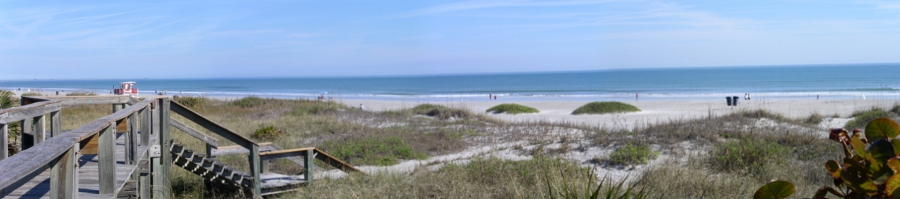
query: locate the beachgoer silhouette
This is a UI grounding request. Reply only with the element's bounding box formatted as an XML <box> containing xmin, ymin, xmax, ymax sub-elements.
<box><xmin>494</xmin><ymin>95</ymin><xmax>497</xmax><ymax>100</ymax></box>
<box><xmin>635</xmin><ymin>93</ymin><xmax>638</xmax><ymax>101</ymax></box>
<box><xmin>489</xmin><ymin>94</ymin><xmax>492</xmax><ymax>100</ymax></box>
<box><xmin>360</xmin><ymin>104</ymin><xmax>364</xmax><ymax>110</ymax></box>
<box><xmin>817</xmin><ymin>94</ymin><xmax>819</xmax><ymax>100</ymax></box>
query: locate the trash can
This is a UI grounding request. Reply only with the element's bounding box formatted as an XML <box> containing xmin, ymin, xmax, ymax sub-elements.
<box><xmin>732</xmin><ymin>96</ymin><xmax>739</xmax><ymax>106</ymax></box>
<box><xmin>726</xmin><ymin>96</ymin><xmax>732</xmax><ymax>106</ymax></box>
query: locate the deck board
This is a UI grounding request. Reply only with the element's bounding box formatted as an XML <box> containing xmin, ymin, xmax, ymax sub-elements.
<box><xmin>3</xmin><ymin>131</ymin><xmax>157</xmax><ymax>199</ymax></box>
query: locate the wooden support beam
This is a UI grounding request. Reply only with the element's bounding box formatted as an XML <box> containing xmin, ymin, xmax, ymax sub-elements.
<box><xmin>32</xmin><ymin>115</ymin><xmax>45</xmax><ymax>146</ymax></box>
<box><xmin>249</xmin><ymin>144</ymin><xmax>262</xmax><ymax>198</ymax></box>
<box><xmin>20</xmin><ymin>117</ymin><xmax>31</xmax><ymax>150</ymax></box>
<box><xmin>50</xmin><ymin>111</ymin><xmax>60</xmax><ymax>137</ymax></box>
<box><xmin>1</xmin><ymin>124</ymin><xmax>6</xmax><ymax>161</ymax></box>
<box><xmin>169</xmin><ymin>119</ymin><xmax>218</xmax><ymax>148</ymax></box>
<box><xmin>139</xmin><ymin>159</ymin><xmax>150</xmax><ymax>199</ymax></box>
<box><xmin>127</xmin><ymin>112</ymin><xmax>138</xmax><ymax>164</ymax></box>
<box><xmin>50</xmin><ymin>143</ymin><xmax>78</xmax><ymax>199</ymax></box>
<box><xmin>140</xmin><ymin>107</ymin><xmax>150</xmax><ymax>146</ymax></box>
<box><xmin>258</xmin><ymin>147</ymin><xmax>316</xmax><ymax>161</ymax></box>
<box><xmin>153</xmin><ymin>98</ymin><xmax>171</xmax><ymax>197</ymax></box>
<box><xmin>304</xmin><ymin>149</ymin><xmax>315</xmax><ymax>185</ymax></box>
<box><xmin>99</xmin><ymin>122</ymin><xmax>116</xmax><ymax>194</ymax></box>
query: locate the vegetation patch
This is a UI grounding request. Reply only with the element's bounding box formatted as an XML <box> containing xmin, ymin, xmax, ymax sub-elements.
<box><xmin>252</xmin><ymin>125</ymin><xmax>284</xmax><ymax>140</ymax></box>
<box><xmin>709</xmin><ymin>138</ymin><xmax>789</xmax><ymax>174</ymax></box>
<box><xmin>485</xmin><ymin>103</ymin><xmax>539</xmax><ymax>114</ymax></box>
<box><xmin>571</xmin><ymin>101</ymin><xmax>640</xmax><ymax>115</ymax></box>
<box><xmin>844</xmin><ymin>108</ymin><xmax>896</xmax><ymax>129</ymax></box>
<box><xmin>608</xmin><ymin>143</ymin><xmax>658</xmax><ymax>165</ymax></box>
<box><xmin>321</xmin><ymin>136</ymin><xmax>427</xmax><ymax>166</ymax></box>
<box><xmin>174</xmin><ymin>96</ymin><xmax>207</xmax><ymax>108</ymax></box>
<box><xmin>65</xmin><ymin>91</ymin><xmax>97</xmax><ymax>96</ymax></box>
<box><xmin>20</xmin><ymin>92</ymin><xmax>41</xmax><ymax>97</ymax></box>
<box><xmin>410</xmin><ymin>104</ymin><xmax>473</xmax><ymax>120</ymax></box>
<box><xmin>231</xmin><ymin>96</ymin><xmax>267</xmax><ymax>108</ymax></box>
<box><xmin>291</xmin><ymin>101</ymin><xmax>343</xmax><ymax>115</ymax></box>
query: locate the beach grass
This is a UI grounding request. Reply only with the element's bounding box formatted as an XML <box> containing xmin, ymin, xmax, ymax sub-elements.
<box><xmin>47</xmin><ymin>97</ymin><xmax>849</xmax><ymax>199</ymax></box>
<box><xmin>571</xmin><ymin>101</ymin><xmax>640</xmax><ymax>115</ymax></box>
<box><xmin>844</xmin><ymin>107</ymin><xmax>897</xmax><ymax>129</ymax></box>
<box><xmin>608</xmin><ymin>143</ymin><xmax>657</xmax><ymax>165</ymax></box>
<box><xmin>486</xmin><ymin>103</ymin><xmax>539</xmax><ymax>114</ymax></box>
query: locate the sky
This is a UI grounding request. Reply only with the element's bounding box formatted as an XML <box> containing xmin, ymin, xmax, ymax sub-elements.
<box><xmin>2</xmin><ymin>0</ymin><xmax>900</xmax><ymax>79</ymax></box>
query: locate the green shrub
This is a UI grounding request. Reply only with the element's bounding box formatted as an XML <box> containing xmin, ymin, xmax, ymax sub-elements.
<box><xmin>0</xmin><ymin>90</ymin><xmax>15</xmax><ymax>109</ymax></box>
<box><xmin>232</xmin><ymin>96</ymin><xmax>266</xmax><ymax>108</ymax></box>
<box><xmin>844</xmin><ymin>109</ymin><xmax>895</xmax><ymax>129</ymax></box>
<box><xmin>321</xmin><ymin>136</ymin><xmax>427</xmax><ymax>166</ymax></box>
<box><xmin>410</xmin><ymin>104</ymin><xmax>472</xmax><ymax>120</ymax></box>
<box><xmin>252</xmin><ymin>125</ymin><xmax>283</xmax><ymax>140</ymax></box>
<box><xmin>174</xmin><ymin>96</ymin><xmax>206</xmax><ymax>108</ymax></box>
<box><xmin>571</xmin><ymin>101</ymin><xmax>640</xmax><ymax>115</ymax></box>
<box><xmin>20</xmin><ymin>92</ymin><xmax>41</xmax><ymax>97</ymax></box>
<box><xmin>291</xmin><ymin>101</ymin><xmax>342</xmax><ymax>115</ymax></box>
<box><xmin>710</xmin><ymin>138</ymin><xmax>789</xmax><ymax>173</ymax></box>
<box><xmin>608</xmin><ymin>143</ymin><xmax>658</xmax><ymax>165</ymax></box>
<box><xmin>486</xmin><ymin>103</ymin><xmax>539</xmax><ymax>114</ymax></box>
<box><xmin>804</xmin><ymin>112</ymin><xmax>824</xmax><ymax>125</ymax></box>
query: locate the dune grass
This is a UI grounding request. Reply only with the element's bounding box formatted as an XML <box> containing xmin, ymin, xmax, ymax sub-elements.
<box><xmin>486</xmin><ymin>103</ymin><xmax>539</xmax><ymax>114</ymax></box>
<box><xmin>571</xmin><ymin>101</ymin><xmax>640</xmax><ymax>115</ymax></box>
<box><xmin>844</xmin><ymin>107</ymin><xmax>897</xmax><ymax>129</ymax></box>
<box><xmin>49</xmin><ymin>97</ymin><xmax>847</xmax><ymax>199</ymax></box>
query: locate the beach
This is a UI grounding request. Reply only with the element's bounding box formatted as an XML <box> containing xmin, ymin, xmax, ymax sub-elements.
<box><xmin>343</xmin><ymin>98</ymin><xmax>899</xmax><ymax>129</ymax></box>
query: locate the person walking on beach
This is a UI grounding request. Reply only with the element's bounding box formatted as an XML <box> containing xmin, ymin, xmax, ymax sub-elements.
<box><xmin>635</xmin><ymin>93</ymin><xmax>638</xmax><ymax>101</ymax></box>
<box><xmin>817</xmin><ymin>94</ymin><xmax>819</xmax><ymax>100</ymax></box>
<box><xmin>489</xmin><ymin>94</ymin><xmax>492</xmax><ymax>100</ymax></box>
<box><xmin>494</xmin><ymin>95</ymin><xmax>497</xmax><ymax>100</ymax></box>
<box><xmin>359</xmin><ymin>104</ymin><xmax>364</xmax><ymax>110</ymax></box>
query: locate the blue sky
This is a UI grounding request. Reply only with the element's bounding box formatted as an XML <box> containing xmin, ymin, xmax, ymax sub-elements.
<box><xmin>2</xmin><ymin>0</ymin><xmax>900</xmax><ymax>79</ymax></box>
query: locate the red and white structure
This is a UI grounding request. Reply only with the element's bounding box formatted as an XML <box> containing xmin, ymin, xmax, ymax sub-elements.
<box><xmin>114</xmin><ymin>81</ymin><xmax>139</xmax><ymax>95</ymax></box>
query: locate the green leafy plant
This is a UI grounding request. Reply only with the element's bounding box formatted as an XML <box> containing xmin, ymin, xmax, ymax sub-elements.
<box><xmin>753</xmin><ymin>180</ymin><xmax>795</xmax><ymax>199</ymax></box>
<box><xmin>486</xmin><ymin>103</ymin><xmax>540</xmax><ymax>114</ymax></box>
<box><xmin>754</xmin><ymin>118</ymin><xmax>900</xmax><ymax>198</ymax></box>
<box><xmin>174</xmin><ymin>96</ymin><xmax>206</xmax><ymax>108</ymax></box>
<box><xmin>410</xmin><ymin>104</ymin><xmax>472</xmax><ymax>120</ymax></box>
<box><xmin>232</xmin><ymin>96</ymin><xmax>266</xmax><ymax>108</ymax></box>
<box><xmin>572</xmin><ymin>102</ymin><xmax>640</xmax><ymax>115</ymax></box>
<box><xmin>545</xmin><ymin>171</ymin><xmax>647</xmax><ymax>199</ymax></box>
<box><xmin>609</xmin><ymin>143</ymin><xmax>658</xmax><ymax>165</ymax></box>
<box><xmin>252</xmin><ymin>125</ymin><xmax>283</xmax><ymax>140</ymax></box>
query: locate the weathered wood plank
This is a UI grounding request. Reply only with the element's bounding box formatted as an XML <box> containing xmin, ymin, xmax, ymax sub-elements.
<box><xmin>50</xmin><ymin>143</ymin><xmax>78</xmax><ymax>199</ymax></box>
<box><xmin>313</xmin><ymin>148</ymin><xmax>364</xmax><ymax>173</ymax></box>
<box><xmin>153</xmin><ymin>98</ymin><xmax>171</xmax><ymax>198</ymax></box>
<box><xmin>140</xmin><ymin>107</ymin><xmax>150</xmax><ymax>147</ymax></box>
<box><xmin>258</xmin><ymin>147</ymin><xmax>316</xmax><ymax>161</ymax></box>
<box><xmin>249</xmin><ymin>145</ymin><xmax>262</xmax><ymax>198</ymax></box>
<box><xmin>50</xmin><ymin>110</ymin><xmax>61</xmax><ymax>137</ymax></box>
<box><xmin>98</xmin><ymin>123</ymin><xmax>116</xmax><ymax>194</ymax></box>
<box><xmin>0</xmin><ymin>101</ymin><xmax>61</xmax><ymax>124</ymax></box>
<box><xmin>169</xmin><ymin>119</ymin><xmax>218</xmax><ymax>148</ymax></box>
<box><xmin>1</xmin><ymin>124</ymin><xmax>6</xmax><ymax>161</ymax></box>
<box><xmin>33</xmin><ymin>114</ymin><xmax>46</xmax><ymax>146</ymax></box>
<box><xmin>168</xmin><ymin>101</ymin><xmax>256</xmax><ymax>149</ymax></box>
<box><xmin>303</xmin><ymin>149</ymin><xmax>314</xmax><ymax>185</ymax></box>
<box><xmin>28</xmin><ymin>96</ymin><xmax>133</xmax><ymax>106</ymax></box>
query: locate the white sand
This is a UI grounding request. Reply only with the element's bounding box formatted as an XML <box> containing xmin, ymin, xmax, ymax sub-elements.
<box><xmin>343</xmin><ymin>99</ymin><xmax>899</xmax><ymax>129</ymax></box>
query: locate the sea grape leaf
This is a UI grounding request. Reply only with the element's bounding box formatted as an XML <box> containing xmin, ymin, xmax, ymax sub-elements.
<box><xmin>887</xmin><ymin>174</ymin><xmax>900</xmax><ymax>196</ymax></box>
<box><xmin>860</xmin><ymin>180</ymin><xmax>879</xmax><ymax>196</ymax></box>
<box><xmin>890</xmin><ymin>158</ymin><xmax>900</xmax><ymax>173</ymax></box>
<box><xmin>753</xmin><ymin>180</ymin><xmax>794</xmax><ymax>199</ymax></box>
<box><xmin>825</xmin><ymin>160</ymin><xmax>841</xmax><ymax>178</ymax></box>
<box><xmin>893</xmin><ymin>140</ymin><xmax>900</xmax><ymax>157</ymax></box>
<box><xmin>852</xmin><ymin>134</ymin><xmax>867</xmax><ymax>157</ymax></box>
<box><xmin>866</xmin><ymin>118</ymin><xmax>900</xmax><ymax>141</ymax></box>
<box><xmin>872</xmin><ymin>166</ymin><xmax>894</xmax><ymax>185</ymax></box>
<box><xmin>867</xmin><ymin>140</ymin><xmax>896</xmax><ymax>168</ymax></box>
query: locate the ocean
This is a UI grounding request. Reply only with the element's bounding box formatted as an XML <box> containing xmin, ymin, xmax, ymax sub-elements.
<box><xmin>3</xmin><ymin>64</ymin><xmax>900</xmax><ymax>101</ymax></box>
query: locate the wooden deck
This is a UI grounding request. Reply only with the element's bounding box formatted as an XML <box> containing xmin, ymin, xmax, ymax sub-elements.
<box><xmin>3</xmin><ymin>131</ymin><xmax>156</xmax><ymax>199</ymax></box>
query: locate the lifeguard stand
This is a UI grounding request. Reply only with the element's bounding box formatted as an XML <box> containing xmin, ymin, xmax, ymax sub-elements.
<box><xmin>114</xmin><ymin>81</ymin><xmax>139</xmax><ymax>95</ymax></box>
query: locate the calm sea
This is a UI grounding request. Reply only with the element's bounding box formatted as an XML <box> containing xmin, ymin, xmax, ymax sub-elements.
<box><xmin>3</xmin><ymin>64</ymin><xmax>900</xmax><ymax>101</ymax></box>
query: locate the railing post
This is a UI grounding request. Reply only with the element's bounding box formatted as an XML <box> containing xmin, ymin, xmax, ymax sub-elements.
<box><xmin>304</xmin><ymin>149</ymin><xmax>315</xmax><ymax>185</ymax></box>
<box><xmin>139</xmin><ymin>160</ymin><xmax>151</xmax><ymax>199</ymax></box>
<box><xmin>50</xmin><ymin>111</ymin><xmax>61</xmax><ymax>137</ymax></box>
<box><xmin>32</xmin><ymin>115</ymin><xmax>45</xmax><ymax>146</ymax></box>
<box><xmin>20</xmin><ymin>117</ymin><xmax>31</xmax><ymax>150</ymax></box>
<box><xmin>140</xmin><ymin>107</ymin><xmax>150</xmax><ymax>146</ymax></box>
<box><xmin>99</xmin><ymin>122</ymin><xmax>116</xmax><ymax>194</ymax></box>
<box><xmin>153</xmin><ymin>98</ymin><xmax>171</xmax><ymax>198</ymax></box>
<box><xmin>50</xmin><ymin>143</ymin><xmax>79</xmax><ymax>199</ymax></box>
<box><xmin>249</xmin><ymin>144</ymin><xmax>262</xmax><ymax>198</ymax></box>
<box><xmin>127</xmin><ymin>112</ymin><xmax>138</xmax><ymax>164</ymax></box>
<box><xmin>1</xmin><ymin>124</ymin><xmax>6</xmax><ymax>160</ymax></box>
<box><xmin>113</xmin><ymin>103</ymin><xmax>121</xmax><ymax>113</ymax></box>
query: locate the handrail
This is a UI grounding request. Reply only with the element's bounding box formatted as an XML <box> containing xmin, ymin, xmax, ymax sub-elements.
<box><xmin>0</xmin><ymin>97</ymin><xmax>157</xmax><ymax>194</ymax></box>
<box><xmin>169</xmin><ymin>119</ymin><xmax>218</xmax><ymax>148</ymax></box>
<box><xmin>0</xmin><ymin>101</ymin><xmax>61</xmax><ymax>124</ymax></box>
<box><xmin>25</xmin><ymin>95</ymin><xmax>133</xmax><ymax>105</ymax></box>
<box><xmin>169</xmin><ymin>101</ymin><xmax>257</xmax><ymax>149</ymax></box>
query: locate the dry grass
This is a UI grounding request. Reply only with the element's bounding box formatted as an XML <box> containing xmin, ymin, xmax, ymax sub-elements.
<box><xmin>48</xmin><ymin>97</ymin><xmax>852</xmax><ymax>199</ymax></box>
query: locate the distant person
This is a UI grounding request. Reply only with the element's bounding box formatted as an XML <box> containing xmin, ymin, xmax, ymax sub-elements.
<box><xmin>494</xmin><ymin>95</ymin><xmax>497</xmax><ymax>100</ymax></box>
<box><xmin>489</xmin><ymin>94</ymin><xmax>492</xmax><ymax>100</ymax></box>
<box><xmin>635</xmin><ymin>93</ymin><xmax>638</xmax><ymax>101</ymax></box>
<box><xmin>817</xmin><ymin>94</ymin><xmax>819</xmax><ymax>100</ymax></box>
<box><xmin>360</xmin><ymin>104</ymin><xmax>365</xmax><ymax>110</ymax></box>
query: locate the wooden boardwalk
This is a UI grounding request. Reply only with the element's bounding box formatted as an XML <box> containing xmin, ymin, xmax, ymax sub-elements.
<box><xmin>3</xmin><ymin>131</ymin><xmax>156</xmax><ymax>199</ymax></box>
<box><xmin>1</xmin><ymin>96</ymin><xmax>364</xmax><ymax>198</ymax></box>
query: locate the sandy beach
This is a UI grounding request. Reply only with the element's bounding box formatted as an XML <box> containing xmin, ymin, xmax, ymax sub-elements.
<box><xmin>342</xmin><ymin>98</ymin><xmax>900</xmax><ymax>129</ymax></box>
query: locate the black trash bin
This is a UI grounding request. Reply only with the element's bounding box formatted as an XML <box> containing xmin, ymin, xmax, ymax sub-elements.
<box><xmin>732</xmin><ymin>96</ymin><xmax>739</xmax><ymax>106</ymax></box>
<box><xmin>726</xmin><ymin>96</ymin><xmax>732</xmax><ymax>106</ymax></box>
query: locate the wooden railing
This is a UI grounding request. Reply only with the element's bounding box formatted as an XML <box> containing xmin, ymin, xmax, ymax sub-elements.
<box><xmin>0</xmin><ymin>96</ymin><xmax>171</xmax><ymax>198</ymax></box>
